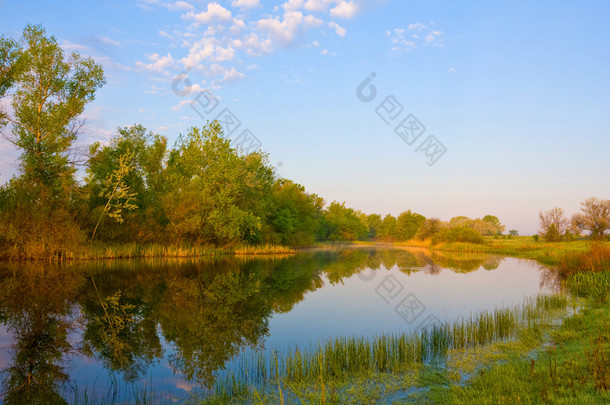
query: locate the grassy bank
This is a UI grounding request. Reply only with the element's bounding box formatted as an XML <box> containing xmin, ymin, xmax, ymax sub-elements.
<box><xmin>397</xmin><ymin>236</ymin><xmax>609</xmax><ymax>267</ymax></box>
<box><xmin>197</xmin><ymin>294</ymin><xmax>568</xmax><ymax>404</ymax></box>
<box><xmin>0</xmin><ymin>242</ymin><xmax>295</xmax><ymax>262</ymax></box>
<box><xmin>193</xmin><ymin>242</ymin><xmax>610</xmax><ymax>404</ymax></box>
<box><xmin>428</xmin><ymin>290</ymin><xmax>610</xmax><ymax>403</ymax></box>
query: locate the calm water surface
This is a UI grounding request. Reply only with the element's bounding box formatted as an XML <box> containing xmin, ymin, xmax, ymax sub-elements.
<box><xmin>0</xmin><ymin>247</ymin><xmax>557</xmax><ymax>403</ymax></box>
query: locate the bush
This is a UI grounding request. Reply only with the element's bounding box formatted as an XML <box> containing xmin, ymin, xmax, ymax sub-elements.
<box><xmin>558</xmin><ymin>243</ymin><xmax>610</xmax><ymax>278</ymax></box>
<box><xmin>431</xmin><ymin>227</ymin><xmax>486</xmax><ymax>245</ymax></box>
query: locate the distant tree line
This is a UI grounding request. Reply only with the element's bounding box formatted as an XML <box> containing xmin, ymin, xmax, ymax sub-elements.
<box><xmin>0</xmin><ymin>25</ymin><xmax>509</xmax><ymax>259</ymax></box>
<box><xmin>538</xmin><ymin>198</ymin><xmax>610</xmax><ymax>242</ymax></box>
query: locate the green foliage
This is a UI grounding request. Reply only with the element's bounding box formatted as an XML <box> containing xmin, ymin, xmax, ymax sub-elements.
<box><xmin>1</xmin><ymin>24</ymin><xmax>105</xmax><ymax>200</ymax></box>
<box><xmin>266</xmin><ymin>179</ymin><xmax>324</xmax><ymax>246</ymax></box>
<box><xmin>416</xmin><ymin>218</ymin><xmax>444</xmax><ymax>240</ymax></box>
<box><xmin>377</xmin><ymin>214</ymin><xmax>396</xmax><ymax>241</ymax></box>
<box><xmin>432</xmin><ymin>227</ymin><xmax>486</xmax><ymax>245</ymax></box>
<box><xmin>320</xmin><ymin>201</ymin><xmax>368</xmax><ymax>241</ymax></box>
<box><xmin>395</xmin><ymin>210</ymin><xmax>426</xmax><ymax>240</ymax></box>
<box><xmin>559</xmin><ymin>242</ymin><xmax>610</xmax><ymax>278</ymax></box>
<box><xmin>366</xmin><ymin>213</ymin><xmax>382</xmax><ymax>239</ymax></box>
<box><xmin>572</xmin><ymin>197</ymin><xmax>610</xmax><ymax>239</ymax></box>
<box><xmin>161</xmin><ymin>122</ymin><xmax>274</xmax><ymax>245</ymax></box>
<box><xmin>85</xmin><ymin>124</ymin><xmax>168</xmax><ymax>242</ymax></box>
<box><xmin>568</xmin><ymin>272</ymin><xmax>610</xmax><ymax>303</ymax></box>
<box><xmin>90</xmin><ymin>150</ymin><xmax>138</xmax><ymax>241</ymax></box>
<box><xmin>509</xmin><ymin>229</ymin><xmax>519</xmax><ymax>236</ymax></box>
<box><xmin>0</xmin><ymin>24</ymin><xmax>104</xmax><ymax>259</ymax></box>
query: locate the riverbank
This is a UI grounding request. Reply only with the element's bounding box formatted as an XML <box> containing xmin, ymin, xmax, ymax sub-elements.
<box><xmin>195</xmin><ymin>241</ymin><xmax>610</xmax><ymax>404</ymax></box>
<box><xmin>396</xmin><ymin>236</ymin><xmax>610</xmax><ymax>266</ymax></box>
<box><xmin>0</xmin><ymin>242</ymin><xmax>296</xmax><ymax>261</ymax></box>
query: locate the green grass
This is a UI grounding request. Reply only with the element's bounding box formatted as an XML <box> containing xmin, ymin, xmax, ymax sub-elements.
<box><xmin>0</xmin><ymin>242</ymin><xmax>295</xmax><ymax>262</ymax></box>
<box><xmin>407</xmin><ymin>237</ymin><xmax>609</xmax><ymax>267</ymax></box>
<box><xmin>433</xmin><ymin>297</ymin><xmax>610</xmax><ymax>404</ymax></box>
<box><xmin>197</xmin><ymin>294</ymin><xmax>568</xmax><ymax>404</ymax></box>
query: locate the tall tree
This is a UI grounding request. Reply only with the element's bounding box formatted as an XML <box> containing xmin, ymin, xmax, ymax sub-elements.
<box><xmin>538</xmin><ymin>207</ymin><xmax>569</xmax><ymax>242</ymax></box>
<box><xmin>572</xmin><ymin>197</ymin><xmax>610</xmax><ymax>239</ymax></box>
<box><xmin>85</xmin><ymin>125</ymin><xmax>167</xmax><ymax>241</ymax></box>
<box><xmin>377</xmin><ymin>214</ymin><xmax>397</xmax><ymax>241</ymax></box>
<box><xmin>0</xmin><ymin>24</ymin><xmax>105</xmax><ymax>200</ymax></box>
<box><xmin>265</xmin><ymin>179</ymin><xmax>324</xmax><ymax>246</ymax></box>
<box><xmin>322</xmin><ymin>201</ymin><xmax>368</xmax><ymax>241</ymax></box>
<box><xmin>161</xmin><ymin>122</ymin><xmax>274</xmax><ymax>245</ymax></box>
<box><xmin>395</xmin><ymin>210</ymin><xmax>426</xmax><ymax>240</ymax></box>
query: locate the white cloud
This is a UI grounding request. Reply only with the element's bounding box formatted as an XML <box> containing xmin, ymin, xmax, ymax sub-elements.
<box><xmin>425</xmin><ymin>30</ymin><xmax>442</xmax><ymax>43</ymax></box>
<box><xmin>328</xmin><ymin>21</ymin><xmax>346</xmax><ymax>37</ymax></box>
<box><xmin>282</xmin><ymin>0</ymin><xmax>304</xmax><ymax>11</ymax></box>
<box><xmin>231</xmin><ymin>0</ymin><xmax>260</xmax><ymax>9</ymax></box>
<box><xmin>387</xmin><ymin>23</ymin><xmax>443</xmax><ymax>55</ymax></box>
<box><xmin>257</xmin><ymin>11</ymin><xmax>323</xmax><ymax>45</ymax></box>
<box><xmin>171</xmin><ymin>99</ymin><xmax>194</xmax><ymax>111</ymax></box>
<box><xmin>180</xmin><ymin>37</ymin><xmax>236</xmax><ymax>68</ymax></box>
<box><xmin>222</xmin><ymin>67</ymin><xmax>245</xmax><ymax>82</ymax></box>
<box><xmin>235</xmin><ymin>33</ymin><xmax>273</xmax><ymax>56</ymax></box>
<box><xmin>304</xmin><ymin>0</ymin><xmax>334</xmax><ymax>12</ymax></box>
<box><xmin>167</xmin><ymin>0</ymin><xmax>194</xmax><ymax>11</ymax></box>
<box><xmin>408</xmin><ymin>23</ymin><xmax>426</xmax><ymax>31</ymax></box>
<box><xmin>183</xmin><ymin>2</ymin><xmax>232</xmax><ymax>25</ymax></box>
<box><xmin>135</xmin><ymin>53</ymin><xmax>176</xmax><ymax>73</ymax></box>
<box><xmin>61</xmin><ymin>40</ymin><xmax>91</xmax><ymax>51</ymax></box>
<box><xmin>136</xmin><ymin>0</ymin><xmax>376</xmax><ymax>90</ymax></box>
<box><xmin>330</xmin><ymin>0</ymin><xmax>359</xmax><ymax>19</ymax></box>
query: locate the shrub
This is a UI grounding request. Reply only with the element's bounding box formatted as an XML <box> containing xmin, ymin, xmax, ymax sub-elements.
<box><xmin>558</xmin><ymin>243</ymin><xmax>610</xmax><ymax>278</ymax></box>
<box><xmin>431</xmin><ymin>227</ymin><xmax>486</xmax><ymax>245</ymax></box>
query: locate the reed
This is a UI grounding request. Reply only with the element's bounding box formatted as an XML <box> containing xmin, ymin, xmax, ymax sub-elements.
<box><xmin>202</xmin><ymin>293</ymin><xmax>568</xmax><ymax>403</ymax></box>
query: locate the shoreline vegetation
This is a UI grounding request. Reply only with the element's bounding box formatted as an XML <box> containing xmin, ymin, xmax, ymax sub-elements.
<box><xmin>2</xmin><ymin>24</ymin><xmax>610</xmax><ymax>404</ymax></box>
<box><xmin>194</xmin><ymin>242</ymin><xmax>610</xmax><ymax>404</ymax></box>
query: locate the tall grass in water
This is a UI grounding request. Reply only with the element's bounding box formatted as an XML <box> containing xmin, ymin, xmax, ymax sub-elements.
<box><xmin>16</xmin><ymin>242</ymin><xmax>295</xmax><ymax>261</ymax></box>
<box><xmin>206</xmin><ymin>294</ymin><xmax>567</xmax><ymax>402</ymax></box>
<box><xmin>233</xmin><ymin>244</ymin><xmax>295</xmax><ymax>255</ymax></box>
<box><xmin>568</xmin><ymin>272</ymin><xmax>610</xmax><ymax>303</ymax></box>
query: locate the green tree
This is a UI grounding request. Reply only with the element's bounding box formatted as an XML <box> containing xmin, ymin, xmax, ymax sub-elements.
<box><xmin>0</xmin><ymin>24</ymin><xmax>105</xmax><ymax>200</ymax></box>
<box><xmin>265</xmin><ymin>179</ymin><xmax>324</xmax><ymax>246</ymax></box>
<box><xmin>366</xmin><ymin>214</ymin><xmax>382</xmax><ymax>239</ymax></box>
<box><xmin>161</xmin><ymin>122</ymin><xmax>274</xmax><ymax>245</ymax></box>
<box><xmin>377</xmin><ymin>214</ymin><xmax>397</xmax><ymax>241</ymax></box>
<box><xmin>90</xmin><ymin>150</ymin><xmax>138</xmax><ymax>241</ymax></box>
<box><xmin>0</xmin><ymin>25</ymin><xmax>104</xmax><ymax>258</ymax></box>
<box><xmin>415</xmin><ymin>218</ymin><xmax>444</xmax><ymax>240</ymax></box>
<box><xmin>395</xmin><ymin>210</ymin><xmax>426</xmax><ymax>240</ymax></box>
<box><xmin>449</xmin><ymin>216</ymin><xmax>474</xmax><ymax>228</ymax></box>
<box><xmin>572</xmin><ymin>197</ymin><xmax>610</xmax><ymax>239</ymax></box>
<box><xmin>538</xmin><ymin>207</ymin><xmax>569</xmax><ymax>242</ymax></box>
<box><xmin>322</xmin><ymin>201</ymin><xmax>368</xmax><ymax>241</ymax></box>
<box><xmin>85</xmin><ymin>125</ymin><xmax>167</xmax><ymax>241</ymax></box>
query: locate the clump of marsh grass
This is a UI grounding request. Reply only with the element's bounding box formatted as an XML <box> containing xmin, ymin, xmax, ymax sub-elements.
<box><xmin>559</xmin><ymin>242</ymin><xmax>610</xmax><ymax>277</ymax></box>
<box><xmin>203</xmin><ymin>294</ymin><xmax>567</xmax><ymax>403</ymax></box>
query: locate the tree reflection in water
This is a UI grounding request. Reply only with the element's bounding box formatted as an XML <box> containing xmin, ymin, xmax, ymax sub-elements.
<box><xmin>0</xmin><ymin>247</ymin><xmax>510</xmax><ymax>402</ymax></box>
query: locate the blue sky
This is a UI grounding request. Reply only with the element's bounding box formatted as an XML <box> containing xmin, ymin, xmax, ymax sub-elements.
<box><xmin>1</xmin><ymin>0</ymin><xmax>609</xmax><ymax>234</ymax></box>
